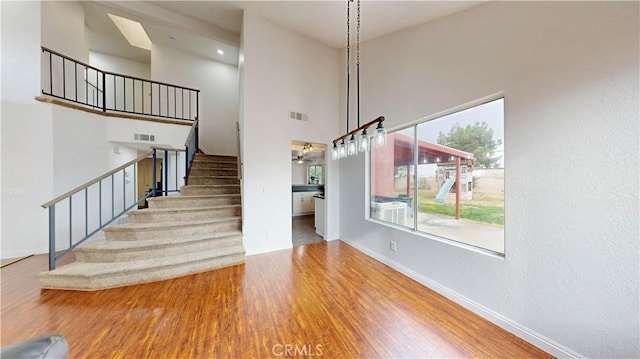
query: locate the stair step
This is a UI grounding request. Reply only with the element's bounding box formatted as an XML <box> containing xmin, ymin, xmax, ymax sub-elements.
<box><xmin>180</xmin><ymin>185</ymin><xmax>240</xmax><ymax>196</ymax></box>
<box><xmin>75</xmin><ymin>231</ymin><xmax>243</xmax><ymax>262</ymax></box>
<box><xmin>104</xmin><ymin>217</ymin><xmax>242</xmax><ymax>241</ymax></box>
<box><xmin>128</xmin><ymin>205</ymin><xmax>241</xmax><ymax>223</ymax></box>
<box><xmin>195</xmin><ymin>154</ymin><xmax>237</xmax><ymax>163</ymax></box>
<box><xmin>188</xmin><ymin>176</ymin><xmax>239</xmax><ymax>185</ymax></box>
<box><xmin>38</xmin><ymin>248</ymin><xmax>245</xmax><ymax>291</ymax></box>
<box><xmin>191</xmin><ymin>161</ymin><xmax>237</xmax><ymax>169</ymax></box>
<box><xmin>189</xmin><ymin>168</ymin><xmax>238</xmax><ymax>177</ymax></box>
<box><xmin>147</xmin><ymin>194</ymin><xmax>240</xmax><ymax>208</ymax></box>
<box><xmin>39</xmin><ymin>151</ymin><xmax>245</xmax><ymax>291</ymax></box>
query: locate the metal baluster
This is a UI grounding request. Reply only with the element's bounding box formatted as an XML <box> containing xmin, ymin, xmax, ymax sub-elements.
<box><xmin>122</xmin><ymin>168</ymin><xmax>126</xmax><ymax>213</ymax></box>
<box><xmin>174</xmin><ymin>87</ymin><xmax>177</xmax><ymax>118</ymax></box>
<box><xmin>62</xmin><ymin>58</ymin><xmax>66</xmax><ymax>99</ymax></box>
<box><xmin>49</xmin><ymin>51</ymin><xmax>53</xmax><ymax>95</ymax></box>
<box><xmin>164</xmin><ymin>150</ymin><xmax>169</xmax><ymax>195</ymax></box>
<box><xmin>75</xmin><ymin>62</ymin><xmax>78</xmax><ymax>102</ymax></box>
<box><xmin>85</xmin><ymin>187</ymin><xmax>88</xmax><ymax>237</ymax></box>
<box><xmin>189</xmin><ymin>91</ymin><xmax>192</xmax><ymax>120</ymax></box>
<box><xmin>69</xmin><ymin>197</ymin><xmax>73</xmax><ymax>248</ymax></box>
<box><xmin>111</xmin><ymin>174</ymin><xmax>115</xmax><ymax>219</ymax></box>
<box><xmin>133</xmin><ymin>79</ymin><xmax>136</xmax><ymax>114</ymax></box>
<box><xmin>124</xmin><ymin>76</ymin><xmax>127</xmax><ymax>112</ymax></box>
<box><xmin>85</xmin><ymin>67</ymin><xmax>88</xmax><ymax>105</ymax></box>
<box><xmin>113</xmin><ymin>75</ymin><xmax>116</xmax><ymax>111</ymax></box>
<box><xmin>99</xmin><ymin>180</ymin><xmax>102</xmax><ymax>227</ymax></box>
<box><xmin>152</xmin><ymin>150</ymin><xmax>157</xmax><ymax>197</ymax></box>
<box><xmin>196</xmin><ymin>91</ymin><xmax>199</xmax><ymax>122</ymax></box>
<box><xmin>134</xmin><ymin>161</ymin><xmax>138</xmax><ymax>204</ymax></box>
<box><xmin>49</xmin><ymin>206</ymin><xmax>56</xmax><ymax>270</ymax></box>
<box><xmin>166</xmin><ymin>85</ymin><xmax>169</xmax><ymax>117</ymax></box>
<box><xmin>181</xmin><ymin>88</ymin><xmax>185</xmax><ymax>119</ymax></box>
<box><xmin>185</xmin><ymin>145</ymin><xmax>189</xmax><ymax>186</ymax></box>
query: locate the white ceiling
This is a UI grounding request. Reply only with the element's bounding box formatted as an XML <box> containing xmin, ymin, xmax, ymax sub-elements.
<box><xmin>83</xmin><ymin>1</ymin><xmax>485</xmax><ymax>65</ymax></box>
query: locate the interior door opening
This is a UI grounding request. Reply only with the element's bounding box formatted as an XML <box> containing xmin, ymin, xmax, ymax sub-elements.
<box><xmin>290</xmin><ymin>140</ymin><xmax>326</xmax><ymax>246</ymax></box>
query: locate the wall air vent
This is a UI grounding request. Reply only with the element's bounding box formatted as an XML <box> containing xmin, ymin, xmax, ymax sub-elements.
<box><xmin>289</xmin><ymin>110</ymin><xmax>308</xmax><ymax>122</ymax></box>
<box><xmin>134</xmin><ymin>133</ymin><xmax>156</xmax><ymax>142</ymax></box>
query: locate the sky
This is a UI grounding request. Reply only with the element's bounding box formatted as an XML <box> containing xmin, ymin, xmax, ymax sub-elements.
<box><xmin>399</xmin><ymin>98</ymin><xmax>505</xmax><ymax>177</ymax></box>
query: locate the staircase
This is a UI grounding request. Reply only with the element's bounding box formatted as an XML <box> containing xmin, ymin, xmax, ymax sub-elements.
<box><xmin>38</xmin><ymin>154</ymin><xmax>244</xmax><ymax>291</ymax></box>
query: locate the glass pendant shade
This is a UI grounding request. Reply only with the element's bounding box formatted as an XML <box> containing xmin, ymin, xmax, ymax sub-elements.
<box><xmin>347</xmin><ymin>134</ymin><xmax>358</xmax><ymax>156</ymax></box>
<box><xmin>374</xmin><ymin>121</ymin><xmax>387</xmax><ymax>148</ymax></box>
<box><xmin>331</xmin><ymin>143</ymin><xmax>339</xmax><ymax>160</ymax></box>
<box><xmin>359</xmin><ymin>129</ymin><xmax>370</xmax><ymax>153</ymax></box>
<box><xmin>339</xmin><ymin>140</ymin><xmax>347</xmax><ymax>158</ymax></box>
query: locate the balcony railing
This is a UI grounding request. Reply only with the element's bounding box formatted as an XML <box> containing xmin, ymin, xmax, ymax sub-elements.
<box><xmin>41</xmin><ymin>46</ymin><xmax>199</xmax><ymax>122</ymax></box>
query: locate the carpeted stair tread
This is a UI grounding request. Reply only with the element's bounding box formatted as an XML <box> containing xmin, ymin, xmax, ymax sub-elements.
<box><xmin>131</xmin><ymin>204</ymin><xmax>241</xmax><ymax>214</ymax></box>
<box><xmin>38</xmin><ymin>248</ymin><xmax>245</xmax><ymax>284</ymax></box>
<box><xmin>105</xmin><ymin>217</ymin><xmax>241</xmax><ymax>231</ymax></box>
<box><xmin>38</xmin><ymin>249</ymin><xmax>244</xmax><ymax>277</ymax></box>
<box><xmin>39</xmin><ymin>151</ymin><xmax>245</xmax><ymax>290</ymax></box>
<box><xmin>78</xmin><ymin>230</ymin><xmax>242</xmax><ymax>251</ymax></box>
<box><xmin>150</xmin><ymin>194</ymin><xmax>240</xmax><ymax>200</ymax></box>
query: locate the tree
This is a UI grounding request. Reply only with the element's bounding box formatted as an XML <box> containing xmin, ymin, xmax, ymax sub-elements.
<box><xmin>437</xmin><ymin>122</ymin><xmax>502</xmax><ymax>169</ymax></box>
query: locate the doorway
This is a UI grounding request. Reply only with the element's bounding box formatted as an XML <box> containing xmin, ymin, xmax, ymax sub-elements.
<box><xmin>291</xmin><ymin>140</ymin><xmax>325</xmax><ymax>246</ymax></box>
<box><xmin>137</xmin><ymin>158</ymin><xmax>162</xmax><ymax>208</ymax></box>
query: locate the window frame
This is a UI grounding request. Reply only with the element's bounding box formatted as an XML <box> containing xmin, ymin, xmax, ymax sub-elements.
<box><xmin>366</xmin><ymin>95</ymin><xmax>506</xmax><ymax>258</ymax></box>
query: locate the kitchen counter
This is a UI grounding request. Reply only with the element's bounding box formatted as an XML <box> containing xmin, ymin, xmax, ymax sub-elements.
<box><xmin>292</xmin><ymin>185</ymin><xmax>324</xmax><ymax>193</ymax></box>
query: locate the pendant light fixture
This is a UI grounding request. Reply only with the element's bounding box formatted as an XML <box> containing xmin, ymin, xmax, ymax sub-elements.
<box><xmin>332</xmin><ymin>0</ymin><xmax>387</xmax><ymax>161</ymax></box>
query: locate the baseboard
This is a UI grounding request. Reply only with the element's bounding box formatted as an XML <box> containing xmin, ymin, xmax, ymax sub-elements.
<box><xmin>341</xmin><ymin>239</ymin><xmax>584</xmax><ymax>359</ymax></box>
<box><xmin>1</xmin><ymin>247</ymin><xmax>47</xmax><ymax>260</ymax></box>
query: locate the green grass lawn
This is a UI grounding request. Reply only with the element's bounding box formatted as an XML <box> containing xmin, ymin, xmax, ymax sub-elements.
<box><xmin>418</xmin><ymin>202</ymin><xmax>505</xmax><ymax>226</ymax></box>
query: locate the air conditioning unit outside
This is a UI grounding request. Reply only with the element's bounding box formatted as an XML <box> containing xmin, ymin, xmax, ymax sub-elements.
<box><xmin>371</xmin><ymin>201</ymin><xmax>407</xmax><ymax>226</ymax></box>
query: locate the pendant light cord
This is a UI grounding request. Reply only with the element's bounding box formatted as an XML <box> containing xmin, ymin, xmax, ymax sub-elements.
<box><xmin>356</xmin><ymin>0</ymin><xmax>360</xmax><ymax>128</ymax></box>
<box><xmin>346</xmin><ymin>0</ymin><xmax>351</xmax><ymax>134</ymax></box>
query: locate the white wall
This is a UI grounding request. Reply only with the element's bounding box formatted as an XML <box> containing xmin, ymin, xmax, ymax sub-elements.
<box><xmin>0</xmin><ymin>0</ymin><xmax>193</xmax><ymax>258</ymax></box>
<box><xmin>41</xmin><ymin>1</ymin><xmax>87</xmax><ymax>62</ymax></box>
<box><xmin>89</xmin><ymin>52</ymin><xmax>150</xmax><ymax>79</ymax></box>
<box><xmin>241</xmin><ymin>11</ymin><xmax>340</xmax><ymax>255</ymax></box>
<box><xmin>339</xmin><ymin>2</ymin><xmax>639</xmax><ymax>358</ymax></box>
<box><xmin>1</xmin><ymin>1</ymin><xmax>54</xmax><ymax>258</ymax></box>
<box><xmin>151</xmin><ymin>44</ymin><xmax>239</xmax><ymax>155</ymax></box>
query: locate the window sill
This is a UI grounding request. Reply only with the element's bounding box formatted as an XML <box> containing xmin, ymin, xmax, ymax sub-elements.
<box><xmin>366</xmin><ymin>216</ymin><xmax>506</xmax><ymax>260</ymax></box>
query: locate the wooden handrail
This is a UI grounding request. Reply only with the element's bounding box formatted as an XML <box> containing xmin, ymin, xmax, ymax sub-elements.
<box><xmin>41</xmin><ymin>151</ymin><xmax>153</xmax><ymax>208</ymax></box>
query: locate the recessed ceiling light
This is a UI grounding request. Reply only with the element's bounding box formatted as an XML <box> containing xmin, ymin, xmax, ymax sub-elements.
<box><xmin>217</xmin><ymin>49</ymin><xmax>224</xmax><ymax>55</ymax></box>
<box><xmin>108</xmin><ymin>13</ymin><xmax>151</xmax><ymax>50</ymax></box>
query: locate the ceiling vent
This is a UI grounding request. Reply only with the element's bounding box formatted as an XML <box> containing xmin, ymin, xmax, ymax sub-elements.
<box><xmin>134</xmin><ymin>133</ymin><xmax>156</xmax><ymax>142</ymax></box>
<box><xmin>289</xmin><ymin>110</ymin><xmax>308</xmax><ymax>122</ymax></box>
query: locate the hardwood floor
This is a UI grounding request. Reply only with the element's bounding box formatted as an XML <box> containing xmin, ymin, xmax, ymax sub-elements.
<box><xmin>1</xmin><ymin>241</ymin><xmax>551</xmax><ymax>358</ymax></box>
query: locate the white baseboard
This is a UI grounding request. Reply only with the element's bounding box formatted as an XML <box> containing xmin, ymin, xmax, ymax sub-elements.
<box><xmin>341</xmin><ymin>239</ymin><xmax>584</xmax><ymax>359</ymax></box>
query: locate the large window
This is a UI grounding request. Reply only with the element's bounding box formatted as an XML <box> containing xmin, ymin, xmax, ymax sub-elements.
<box><xmin>370</xmin><ymin>98</ymin><xmax>505</xmax><ymax>254</ymax></box>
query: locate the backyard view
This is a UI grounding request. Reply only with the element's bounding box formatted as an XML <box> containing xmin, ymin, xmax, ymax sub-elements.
<box><xmin>371</xmin><ymin>98</ymin><xmax>505</xmax><ymax>253</ymax></box>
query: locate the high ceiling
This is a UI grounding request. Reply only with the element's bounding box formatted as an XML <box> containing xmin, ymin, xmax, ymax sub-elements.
<box><xmin>83</xmin><ymin>1</ymin><xmax>485</xmax><ymax>65</ymax></box>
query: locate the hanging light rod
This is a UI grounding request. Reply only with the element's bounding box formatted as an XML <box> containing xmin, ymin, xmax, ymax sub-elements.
<box><xmin>332</xmin><ymin>116</ymin><xmax>385</xmax><ymax>144</ymax></box>
<box><xmin>332</xmin><ymin>0</ymin><xmax>388</xmax><ymax>160</ymax></box>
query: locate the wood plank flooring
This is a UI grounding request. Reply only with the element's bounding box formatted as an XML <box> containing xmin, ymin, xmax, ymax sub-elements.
<box><xmin>1</xmin><ymin>241</ymin><xmax>551</xmax><ymax>358</ymax></box>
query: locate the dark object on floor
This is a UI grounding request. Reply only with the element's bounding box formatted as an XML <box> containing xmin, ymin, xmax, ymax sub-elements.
<box><xmin>0</xmin><ymin>335</ymin><xmax>69</xmax><ymax>359</ymax></box>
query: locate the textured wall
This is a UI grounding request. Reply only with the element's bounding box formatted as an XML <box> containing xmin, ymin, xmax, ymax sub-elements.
<box><xmin>339</xmin><ymin>2</ymin><xmax>639</xmax><ymax>357</ymax></box>
<box><xmin>241</xmin><ymin>12</ymin><xmax>340</xmax><ymax>254</ymax></box>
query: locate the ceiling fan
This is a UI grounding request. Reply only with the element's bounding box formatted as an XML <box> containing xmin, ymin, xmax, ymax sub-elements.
<box><xmin>292</xmin><ymin>155</ymin><xmax>311</xmax><ymax>164</ymax></box>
